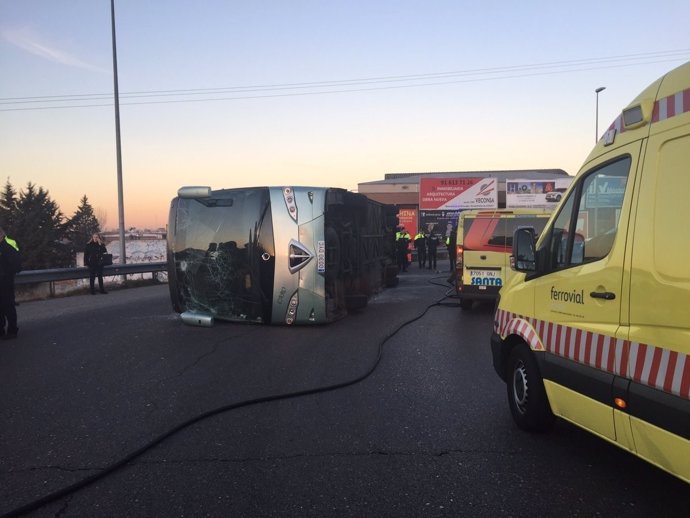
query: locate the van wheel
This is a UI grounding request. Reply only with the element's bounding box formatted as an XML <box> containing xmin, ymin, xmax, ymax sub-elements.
<box><xmin>507</xmin><ymin>344</ymin><xmax>555</xmax><ymax>432</ymax></box>
<box><xmin>459</xmin><ymin>298</ymin><xmax>473</xmax><ymax>310</ymax></box>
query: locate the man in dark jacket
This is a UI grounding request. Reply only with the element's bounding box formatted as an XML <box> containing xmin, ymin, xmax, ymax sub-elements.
<box><xmin>0</xmin><ymin>227</ymin><xmax>21</xmax><ymax>339</ymax></box>
<box><xmin>446</xmin><ymin>229</ymin><xmax>457</xmax><ymax>283</ymax></box>
<box><xmin>413</xmin><ymin>231</ymin><xmax>427</xmax><ymax>269</ymax></box>
<box><xmin>426</xmin><ymin>233</ymin><xmax>439</xmax><ymax>271</ymax></box>
<box><xmin>395</xmin><ymin>226</ymin><xmax>411</xmax><ymax>272</ymax></box>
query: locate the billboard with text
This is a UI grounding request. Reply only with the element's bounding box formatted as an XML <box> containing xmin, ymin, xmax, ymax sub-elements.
<box><xmin>419</xmin><ymin>177</ymin><xmax>498</xmax><ymax>210</ymax></box>
<box><xmin>419</xmin><ymin>209</ymin><xmax>461</xmax><ymax>240</ymax></box>
<box><xmin>506</xmin><ymin>178</ymin><xmax>573</xmax><ymax>209</ymax></box>
<box><xmin>396</xmin><ymin>208</ymin><xmax>418</xmax><ymax>238</ymax></box>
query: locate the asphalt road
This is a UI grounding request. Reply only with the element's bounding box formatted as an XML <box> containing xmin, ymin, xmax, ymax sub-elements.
<box><xmin>0</xmin><ymin>272</ymin><xmax>687</xmax><ymax>517</ymax></box>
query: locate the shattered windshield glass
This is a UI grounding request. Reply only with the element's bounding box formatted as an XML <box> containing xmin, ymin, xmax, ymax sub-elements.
<box><xmin>171</xmin><ymin>188</ymin><xmax>275</xmax><ymax>323</ymax></box>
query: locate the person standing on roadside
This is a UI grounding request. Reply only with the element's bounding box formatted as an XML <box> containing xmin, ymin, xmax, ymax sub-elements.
<box><xmin>84</xmin><ymin>233</ymin><xmax>108</xmax><ymax>295</ymax></box>
<box><xmin>414</xmin><ymin>231</ymin><xmax>427</xmax><ymax>269</ymax></box>
<box><xmin>446</xmin><ymin>230</ymin><xmax>457</xmax><ymax>273</ymax></box>
<box><xmin>426</xmin><ymin>233</ymin><xmax>439</xmax><ymax>271</ymax></box>
<box><xmin>0</xmin><ymin>227</ymin><xmax>21</xmax><ymax>339</ymax></box>
<box><xmin>395</xmin><ymin>226</ymin><xmax>411</xmax><ymax>272</ymax></box>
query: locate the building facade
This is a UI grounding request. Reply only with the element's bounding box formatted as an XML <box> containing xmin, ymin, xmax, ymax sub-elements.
<box><xmin>358</xmin><ymin>169</ymin><xmax>570</xmax><ymax>239</ymax></box>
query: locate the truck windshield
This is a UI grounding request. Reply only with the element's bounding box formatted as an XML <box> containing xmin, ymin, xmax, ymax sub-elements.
<box><xmin>170</xmin><ymin>188</ymin><xmax>275</xmax><ymax>323</ymax></box>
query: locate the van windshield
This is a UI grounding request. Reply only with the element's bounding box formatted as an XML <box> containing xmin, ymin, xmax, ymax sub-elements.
<box><xmin>463</xmin><ymin>215</ymin><xmax>549</xmax><ymax>253</ymax></box>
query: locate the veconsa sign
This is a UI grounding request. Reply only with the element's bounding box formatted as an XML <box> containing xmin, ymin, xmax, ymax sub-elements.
<box><xmin>419</xmin><ymin>177</ymin><xmax>497</xmax><ymax>210</ymax></box>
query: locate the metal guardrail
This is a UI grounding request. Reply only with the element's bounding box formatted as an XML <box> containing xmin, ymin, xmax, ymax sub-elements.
<box><xmin>15</xmin><ymin>262</ymin><xmax>168</xmax><ymax>285</ymax></box>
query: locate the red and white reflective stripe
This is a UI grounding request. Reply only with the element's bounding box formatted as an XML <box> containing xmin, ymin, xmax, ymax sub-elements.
<box><xmin>629</xmin><ymin>342</ymin><xmax>690</xmax><ymax>400</ymax></box>
<box><xmin>551</xmin><ymin>331</ymin><xmax>628</xmax><ymax>377</ymax></box>
<box><xmin>504</xmin><ymin>317</ymin><xmax>542</xmax><ymax>351</ymax></box>
<box><xmin>606</xmin><ymin>87</ymin><xmax>690</xmax><ymax>135</ymax></box>
<box><xmin>609</xmin><ymin>114</ymin><xmax>626</xmax><ymax>134</ymax></box>
<box><xmin>494</xmin><ymin>308</ymin><xmax>690</xmax><ymax>400</ymax></box>
<box><xmin>651</xmin><ymin>88</ymin><xmax>690</xmax><ymax>123</ymax></box>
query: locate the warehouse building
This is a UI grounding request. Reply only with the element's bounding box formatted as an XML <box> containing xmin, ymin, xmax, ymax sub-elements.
<box><xmin>359</xmin><ymin>168</ymin><xmax>569</xmax><ymax>236</ymax></box>
<box><xmin>358</xmin><ymin>168</ymin><xmax>569</xmax><ymax>207</ymax></box>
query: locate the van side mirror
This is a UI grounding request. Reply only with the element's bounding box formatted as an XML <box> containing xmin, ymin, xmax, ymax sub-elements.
<box><xmin>512</xmin><ymin>227</ymin><xmax>537</xmax><ymax>272</ymax></box>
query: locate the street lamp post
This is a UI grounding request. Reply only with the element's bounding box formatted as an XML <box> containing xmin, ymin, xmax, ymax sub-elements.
<box><xmin>595</xmin><ymin>86</ymin><xmax>606</xmax><ymax>143</ymax></box>
<box><xmin>110</xmin><ymin>0</ymin><xmax>126</xmax><ymax>265</ymax></box>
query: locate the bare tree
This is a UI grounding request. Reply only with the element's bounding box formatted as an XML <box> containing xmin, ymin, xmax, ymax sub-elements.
<box><xmin>95</xmin><ymin>207</ymin><xmax>108</xmax><ymax>231</ymax></box>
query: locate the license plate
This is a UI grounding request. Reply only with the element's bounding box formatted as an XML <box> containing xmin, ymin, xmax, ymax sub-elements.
<box><xmin>317</xmin><ymin>240</ymin><xmax>326</xmax><ymax>273</ymax></box>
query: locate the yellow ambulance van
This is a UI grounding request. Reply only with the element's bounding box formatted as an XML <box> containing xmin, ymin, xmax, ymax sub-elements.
<box><xmin>491</xmin><ymin>61</ymin><xmax>690</xmax><ymax>483</ymax></box>
<box><xmin>455</xmin><ymin>209</ymin><xmax>551</xmax><ymax>310</ymax></box>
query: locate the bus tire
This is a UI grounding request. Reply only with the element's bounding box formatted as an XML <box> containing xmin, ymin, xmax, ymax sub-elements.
<box><xmin>507</xmin><ymin>344</ymin><xmax>555</xmax><ymax>432</ymax></box>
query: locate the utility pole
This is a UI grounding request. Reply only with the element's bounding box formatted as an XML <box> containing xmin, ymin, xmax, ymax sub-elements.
<box><xmin>111</xmin><ymin>0</ymin><xmax>126</xmax><ymax>264</ymax></box>
<box><xmin>595</xmin><ymin>86</ymin><xmax>606</xmax><ymax>143</ymax></box>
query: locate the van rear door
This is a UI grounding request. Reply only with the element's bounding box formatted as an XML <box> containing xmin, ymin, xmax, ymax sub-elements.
<box><xmin>461</xmin><ymin>215</ymin><xmax>506</xmax><ymax>294</ymax></box>
<box><xmin>461</xmin><ymin>213</ymin><xmax>549</xmax><ymax>295</ymax></box>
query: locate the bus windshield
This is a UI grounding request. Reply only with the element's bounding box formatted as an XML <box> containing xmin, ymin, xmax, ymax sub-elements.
<box><xmin>169</xmin><ymin>188</ymin><xmax>275</xmax><ymax>323</ymax></box>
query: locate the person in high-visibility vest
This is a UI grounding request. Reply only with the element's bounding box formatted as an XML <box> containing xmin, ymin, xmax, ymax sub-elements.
<box><xmin>4</xmin><ymin>236</ymin><xmax>18</xmax><ymax>251</ymax></box>
<box><xmin>445</xmin><ymin>231</ymin><xmax>457</xmax><ymax>273</ymax></box>
<box><xmin>414</xmin><ymin>231</ymin><xmax>427</xmax><ymax>269</ymax></box>
<box><xmin>395</xmin><ymin>226</ymin><xmax>411</xmax><ymax>272</ymax></box>
<box><xmin>0</xmin><ymin>227</ymin><xmax>21</xmax><ymax>339</ymax></box>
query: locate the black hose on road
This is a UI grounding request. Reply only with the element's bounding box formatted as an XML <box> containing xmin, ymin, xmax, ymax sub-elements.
<box><xmin>3</xmin><ymin>288</ymin><xmax>457</xmax><ymax>517</ymax></box>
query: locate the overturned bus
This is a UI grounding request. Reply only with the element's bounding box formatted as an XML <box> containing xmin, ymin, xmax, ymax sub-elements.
<box><xmin>167</xmin><ymin>186</ymin><xmax>399</xmax><ymax>325</ymax></box>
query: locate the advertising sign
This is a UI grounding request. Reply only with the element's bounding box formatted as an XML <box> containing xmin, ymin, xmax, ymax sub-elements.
<box><xmin>396</xmin><ymin>208</ymin><xmax>417</xmax><ymax>262</ymax></box>
<box><xmin>419</xmin><ymin>209</ymin><xmax>461</xmax><ymax>240</ymax></box>
<box><xmin>419</xmin><ymin>177</ymin><xmax>498</xmax><ymax>210</ymax></box>
<box><xmin>396</xmin><ymin>208</ymin><xmax>417</xmax><ymax>238</ymax></box>
<box><xmin>506</xmin><ymin>178</ymin><xmax>573</xmax><ymax>209</ymax></box>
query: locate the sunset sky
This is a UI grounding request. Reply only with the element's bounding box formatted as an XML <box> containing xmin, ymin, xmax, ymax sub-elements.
<box><xmin>1</xmin><ymin>0</ymin><xmax>689</xmax><ymax>229</ymax></box>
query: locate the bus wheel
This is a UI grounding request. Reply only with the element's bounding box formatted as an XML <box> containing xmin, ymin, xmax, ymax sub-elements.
<box><xmin>507</xmin><ymin>344</ymin><xmax>555</xmax><ymax>432</ymax></box>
